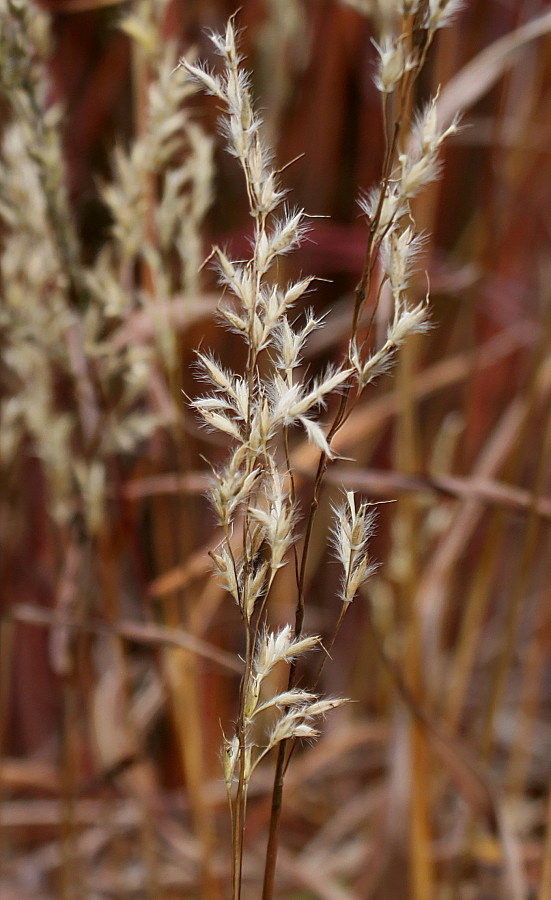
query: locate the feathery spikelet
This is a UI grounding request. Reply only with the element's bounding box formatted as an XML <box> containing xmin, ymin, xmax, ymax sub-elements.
<box><xmin>331</xmin><ymin>491</ymin><xmax>378</xmax><ymax>603</ymax></box>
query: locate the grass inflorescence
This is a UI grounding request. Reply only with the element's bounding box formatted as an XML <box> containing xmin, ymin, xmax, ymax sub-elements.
<box><xmin>2</xmin><ymin>1</ymin><xmax>551</xmax><ymax>899</ymax></box>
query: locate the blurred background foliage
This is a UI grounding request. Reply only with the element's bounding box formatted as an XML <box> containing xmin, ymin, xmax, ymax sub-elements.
<box><xmin>2</xmin><ymin>0</ymin><xmax>551</xmax><ymax>898</ymax></box>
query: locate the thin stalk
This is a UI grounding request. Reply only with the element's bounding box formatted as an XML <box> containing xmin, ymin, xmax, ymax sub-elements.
<box><xmin>261</xmin><ymin>737</ymin><xmax>287</xmax><ymax>900</ymax></box>
<box><xmin>444</xmin><ymin>513</ymin><xmax>505</xmax><ymax>731</ymax></box>
<box><xmin>232</xmin><ymin>622</ymin><xmax>253</xmax><ymax>900</ymax></box>
<box><xmin>480</xmin><ymin>395</ymin><xmax>551</xmax><ymax>760</ymax></box>
<box><xmin>131</xmin><ymin>0</ymin><xmax>156</xmax><ymax>297</ymax></box>
<box><xmin>395</xmin><ymin>339</ymin><xmax>434</xmax><ymax>900</ymax></box>
<box><xmin>478</xmin><ymin>305</ymin><xmax>551</xmax><ymax>760</ymax></box>
<box><xmin>283</xmin><ymin>425</ymin><xmax>301</xmax><ymax>590</ymax></box>
<box><xmin>504</xmin><ymin>553</ymin><xmax>551</xmax><ymax>797</ymax></box>
<box><xmin>231</xmin><ymin>180</ymin><xmax>269</xmax><ymax>895</ymax></box>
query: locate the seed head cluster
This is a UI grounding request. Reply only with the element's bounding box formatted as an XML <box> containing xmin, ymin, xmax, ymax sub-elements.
<box><xmin>181</xmin><ymin>4</ymin><xmax>460</xmax><ymax>822</ymax></box>
<box><xmin>0</xmin><ymin>0</ymin><xmax>213</xmax><ymax>534</ymax></box>
<box><xmin>182</xmin><ymin>24</ymin><xmax>352</xmax><ymax>797</ymax></box>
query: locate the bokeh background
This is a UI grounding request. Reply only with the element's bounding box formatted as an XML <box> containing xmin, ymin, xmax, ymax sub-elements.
<box><xmin>2</xmin><ymin>0</ymin><xmax>551</xmax><ymax>897</ymax></box>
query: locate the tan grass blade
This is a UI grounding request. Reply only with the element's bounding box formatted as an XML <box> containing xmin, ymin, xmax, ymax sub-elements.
<box><xmin>438</xmin><ymin>9</ymin><xmax>551</xmax><ymax>126</ymax></box>
<box><xmin>11</xmin><ymin>603</ymin><xmax>242</xmax><ymax>673</ymax></box>
<box><xmin>417</xmin><ymin>355</ymin><xmax>551</xmax><ymax>659</ymax></box>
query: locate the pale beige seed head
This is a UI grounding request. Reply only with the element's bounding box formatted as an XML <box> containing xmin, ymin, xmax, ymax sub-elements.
<box><xmin>373</xmin><ymin>37</ymin><xmax>413</xmax><ymax>94</ymax></box>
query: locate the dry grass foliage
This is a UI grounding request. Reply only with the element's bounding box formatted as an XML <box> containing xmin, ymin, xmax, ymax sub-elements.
<box><xmin>1</xmin><ymin>0</ymin><xmax>551</xmax><ymax>898</ymax></box>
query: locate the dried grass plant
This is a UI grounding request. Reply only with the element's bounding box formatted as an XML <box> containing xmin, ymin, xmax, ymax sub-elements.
<box><xmin>2</xmin><ymin>0</ymin><xmax>551</xmax><ymax>899</ymax></box>
<box><xmin>179</xmin><ymin>7</ymin><xmax>458</xmax><ymax>896</ymax></box>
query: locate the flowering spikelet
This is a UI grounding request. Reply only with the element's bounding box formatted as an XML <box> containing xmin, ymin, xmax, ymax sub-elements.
<box><xmin>372</xmin><ymin>36</ymin><xmax>414</xmax><ymax>94</ymax></box>
<box><xmin>254</xmin><ymin>626</ymin><xmax>320</xmax><ymax>678</ymax></box>
<box><xmin>426</xmin><ymin>0</ymin><xmax>464</xmax><ymax>33</ymax></box>
<box><xmin>332</xmin><ymin>491</ymin><xmax>377</xmax><ymax>603</ymax></box>
<box><xmin>248</xmin><ymin>471</ymin><xmax>296</xmax><ymax>571</ymax></box>
<box><xmin>264</xmin><ymin>697</ymin><xmax>346</xmax><ymax>753</ymax></box>
<box><xmin>244</xmin><ymin>627</ymin><xmax>320</xmax><ymax>721</ymax></box>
